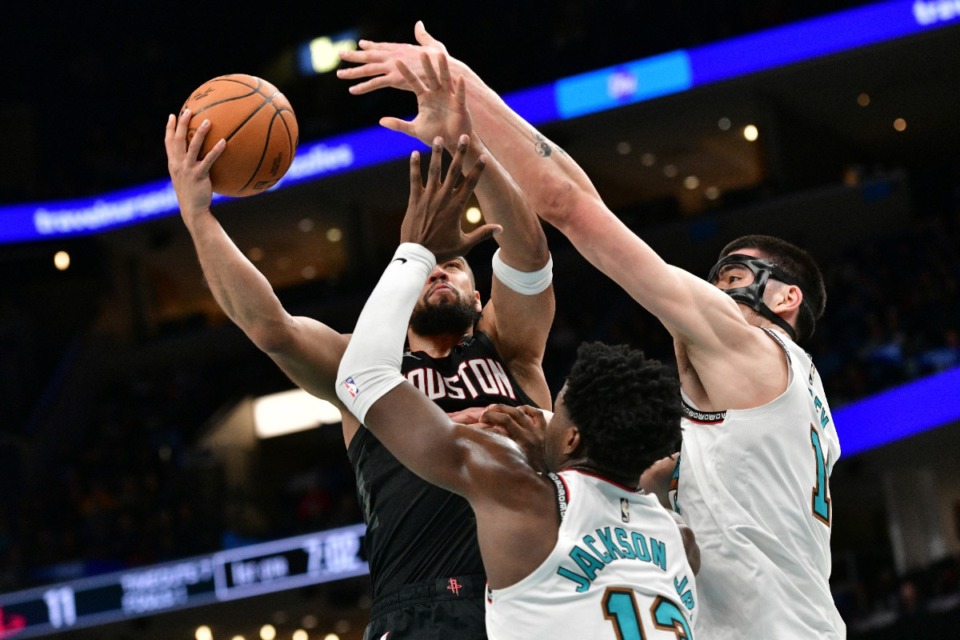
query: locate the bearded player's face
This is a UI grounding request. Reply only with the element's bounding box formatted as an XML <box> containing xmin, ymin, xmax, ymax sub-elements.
<box><xmin>409</xmin><ymin>258</ymin><xmax>482</xmax><ymax>337</ymax></box>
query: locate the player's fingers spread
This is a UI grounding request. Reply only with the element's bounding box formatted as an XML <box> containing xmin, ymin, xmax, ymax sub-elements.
<box><xmin>421</xmin><ymin>52</ymin><xmax>441</xmax><ymax>89</ymax></box>
<box><xmin>199</xmin><ymin>139</ymin><xmax>226</xmax><ymax>173</ymax></box>
<box><xmin>164</xmin><ymin>114</ymin><xmax>178</xmax><ymax>153</ymax></box>
<box><xmin>339</xmin><ymin>61</ymin><xmax>392</xmax><ymax>80</ymax></box>
<box><xmin>452</xmin><ymin>154</ymin><xmax>483</xmax><ymax>207</ymax></box>
<box><xmin>396</xmin><ymin>60</ymin><xmax>426</xmax><ymax>93</ymax></box>
<box><xmin>186</xmin><ymin>119</ymin><xmax>210</xmax><ymax>160</ymax></box>
<box><xmin>175</xmin><ymin>109</ymin><xmax>192</xmax><ymax>140</ymax></box>
<box><xmin>360</xmin><ymin>39</ymin><xmax>399</xmax><ymax>52</ymax></box>
<box><xmin>416</xmin><ymin>21</ymin><xmax>447</xmax><ymax>52</ymax></box>
<box><xmin>408</xmin><ymin>151</ymin><xmax>423</xmax><ymax>199</ymax></box>
<box><xmin>460</xmin><ymin>153</ymin><xmax>485</xmax><ymax>194</ymax></box>
<box><xmin>335</xmin><ymin>63</ymin><xmax>368</xmax><ymax>79</ymax></box>
<box><xmin>347</xmin><ymin>78</ymin><xmax>386</xmax><ymax>95</ymax></box>
<box><xmin>426</xmin><ymin>137</ymin><xmax>444</xmax><ymax>188</ymax></box>
<box><xmin>380</xmin><ymin>116</ymin><xmax>415</xmax><ymax>137</ymax></box>
<box><xmin>338</xmin><ymin>48</ymin><xmax>373</xmax><ymax>63</ymax></box>
<box><xmin>438</xmin><ymin>54</ymin><xmax>452</xmax><ymax>89</ymax></box>
<box><xmin>445</xmin><ymin>135</ymin><xmax>469</xmax><ymax>190</ymax></box>
<box><xmin>462</xmin><ymin>224</ymin><xmax>502</xmax><ymax>250</ymax></box>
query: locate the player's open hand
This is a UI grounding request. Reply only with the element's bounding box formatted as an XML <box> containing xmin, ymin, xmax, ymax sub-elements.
<box><xmin>378</xmin><ymin>53</ymin><xmax>472</xmax><ymax>150</ymax></box>
<box><xmin>337</xmin><ymin>21</ymin><xmax>449</xmax><ymax>95</ymax></box>
<box><xmin>401</xmin><ymin>135</ymin><xmax>500</xmax><ymax>262</ymax></box>
<box><xmin>164</xmin><ymin>110</ymin><xmax>226</xmax><ymax>220</ymax></box>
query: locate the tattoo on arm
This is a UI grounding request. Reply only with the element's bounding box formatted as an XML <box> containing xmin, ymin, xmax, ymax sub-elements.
<box><xmin>533</xmin><ymin>133</ymin><xmax>564</xmax><ymax>157</ymax></box>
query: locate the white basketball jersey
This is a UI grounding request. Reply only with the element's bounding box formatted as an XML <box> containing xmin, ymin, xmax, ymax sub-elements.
<box><xmin>672</xmin><ymin>329</ymin><xmax>845</xmax><ymax>638</ymax></box>
<box><xmin>485</xmin><ymin>469</ymin><xmax>698</xmax><ymax>640</ymax></box>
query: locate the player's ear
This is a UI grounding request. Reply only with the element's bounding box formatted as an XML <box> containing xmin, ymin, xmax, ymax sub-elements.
<box><xmin>472</xmin><ymin>291</ymin><xmax>482</xmax><ymax>312</ymax></box>
<box><xmin>775</xmin><ymin>284</ymin><xmax>803</xmax><ymax>313</ymax></box>
<box><xmin>563</xmin><ymin>426</ymin><xmax>582</xmax><ymax>457</ymax></box>
<box><xmin>769</xmin><ymin>283</ymin><xmax>803</xmax><ymax>329</ymax></box>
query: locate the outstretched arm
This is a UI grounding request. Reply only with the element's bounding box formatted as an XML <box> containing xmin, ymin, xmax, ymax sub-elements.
<box><xmin>339</xmin><ymin>26</ymin><xmax>774</xmax><ymax>405</ymax></box>
<box><xmin>359</xmin><ymin>53</ymin><xmax>555</xmax><ymax>408</ymax></box>
<box><xmin>336</xmin><ymin>139</ymin><xmax>562</xmax><ymax>587</ymax></box>
<box><xmin>342</xmin><ymin>33</ymin><xmax>708</xmax><ymax>332</ymax></box>
<box><xmin>336</xmin><ymin>136</ymin><xmax>515</xmax><ymax>495</ymax></box>
<box><xmin>165</xmin><ymin>111</ymin><xmax>349</xmax><ymax>410</ymax></box>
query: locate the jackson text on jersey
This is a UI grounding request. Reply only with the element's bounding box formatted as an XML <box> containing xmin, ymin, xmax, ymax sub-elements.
<box><xmin>556</xmin><ymin>528</ymin><xmax>695</xmax><ymax>608</ymax></box>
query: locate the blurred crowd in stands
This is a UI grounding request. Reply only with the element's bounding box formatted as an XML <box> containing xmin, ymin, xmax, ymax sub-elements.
<box><xmin>842</xmin><ymin>555</ymin><xmax>960</xmax><ymax>638</ymax></box>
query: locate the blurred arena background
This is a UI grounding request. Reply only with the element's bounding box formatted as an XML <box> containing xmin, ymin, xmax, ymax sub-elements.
<box><xmin>1</xmin><ymin>1</ymin><xmax>960</xmax><ymax>638</ymax></box>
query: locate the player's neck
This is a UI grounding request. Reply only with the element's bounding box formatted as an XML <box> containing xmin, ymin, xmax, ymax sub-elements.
<box><xmin>563</xmin><ymin>461</ymin><xmax>640</xmax><ymax>490</ymax></box>
<box><xmin>407</xmin><ymin>329</ymin><xmax>473</xmax><ymax>358</ymax></box>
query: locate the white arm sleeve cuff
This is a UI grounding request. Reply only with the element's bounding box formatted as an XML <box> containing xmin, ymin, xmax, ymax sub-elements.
<box><xmin>491</xmin><ymin>248</ymin><xmax>553</xmax><ymax>295</ymax></box>
<box><xmin>336</xmin><ymin>243</ymin><xmax>436</xmax><ymax>424</ymax></box>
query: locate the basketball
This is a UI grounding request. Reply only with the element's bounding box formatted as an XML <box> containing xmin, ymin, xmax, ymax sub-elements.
<box><xmin>181</xmin><ymin>74</ymin><xmax>299</xmax><ymax>198</ymax></box>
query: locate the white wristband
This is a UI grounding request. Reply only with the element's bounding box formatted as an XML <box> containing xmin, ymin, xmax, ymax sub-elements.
<box><xmin>336</xmin><ymin>243</ymin><xmax>436</xmax><ymax>423</ymax></box>
<box><xmin>492</xmin><ymin>248</ymin><xmax>553</xmax><ymax>295</ymax></box>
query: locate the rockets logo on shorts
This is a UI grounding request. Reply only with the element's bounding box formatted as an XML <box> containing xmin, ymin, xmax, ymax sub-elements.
<box><xmin>342</xmin><ymin>377</ymin><xmax>359</xmax><ymax>398</ymax></box>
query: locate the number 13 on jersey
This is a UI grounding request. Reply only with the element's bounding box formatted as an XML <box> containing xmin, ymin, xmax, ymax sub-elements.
<box><xmin>603</xmin><ymin>587</ymin><xmax>694</xmax><ymax>639</ymax></box>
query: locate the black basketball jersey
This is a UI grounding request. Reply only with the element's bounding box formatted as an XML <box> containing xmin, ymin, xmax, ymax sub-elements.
<box><xmin>347</xmin><ymin>331</ymin><xmax>538</xmax><ymax>599</ymax></box>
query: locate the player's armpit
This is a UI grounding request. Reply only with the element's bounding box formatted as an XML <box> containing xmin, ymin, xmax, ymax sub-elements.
<box><xmin>670</xmin><ymin>511</ymin><xmax>701</xmax><ymax>575</ymax></box>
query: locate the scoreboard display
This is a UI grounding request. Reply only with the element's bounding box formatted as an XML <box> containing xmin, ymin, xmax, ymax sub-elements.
<box><xmin>0</xmin><ymin>524</ymin><xmax>367</xmax><ymax>638</ymax></box>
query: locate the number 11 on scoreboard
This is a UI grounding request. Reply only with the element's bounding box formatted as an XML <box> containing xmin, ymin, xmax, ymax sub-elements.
<box><xmin>43</xmin><ymin>586</ymin><xmax>77</xmax><ymax>629</ymax></box>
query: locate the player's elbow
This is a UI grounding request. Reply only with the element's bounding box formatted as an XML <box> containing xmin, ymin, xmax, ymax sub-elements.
<box><xmin>247</xmin><ymin>317</ymin><xmax>296</xmax><ymax>355</ymax></box>
<box><xmin>532</xmin><ymin>173</ymin><xmax>597</xmax><ymax>233</ymax></box>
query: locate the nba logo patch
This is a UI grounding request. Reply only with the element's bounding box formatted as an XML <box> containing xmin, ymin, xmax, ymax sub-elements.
<box><xmin>620</xmin><ymin>498</ymin><xmax>630</xmax><ymax>523</ymax></box>
<box><xmin>343</xmin><ymin>377</ymin><xmax>360</xmax><ymax>398</ymax></box>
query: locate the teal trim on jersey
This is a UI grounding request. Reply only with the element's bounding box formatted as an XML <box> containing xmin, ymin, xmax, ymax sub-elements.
<box><xmin>603</xmin><ymin>589</ymin><xmax>644</xmax><ymax>639</ymax></box>
<box><xmin>810</xmin><ymin>427</ymin><xmax>832</xmax><ymax>524</ymax></box>
<box><xmin>652</xmin><ymin>595</ymin><xmax>695</xmax><ymax>638</ymax></box>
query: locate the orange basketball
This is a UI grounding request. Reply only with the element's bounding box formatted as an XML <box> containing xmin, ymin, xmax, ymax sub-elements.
<box><xmin>181</xmin><ymin>74</ymin><xmax>299</xmax><ymax>198</ymax></box>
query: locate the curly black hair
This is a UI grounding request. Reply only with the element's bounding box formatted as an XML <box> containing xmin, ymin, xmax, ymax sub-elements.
<box><xmin>563</xmin><ymin>342</ymin><xmax>682</xmax><ymax>479</ymax></box>
<box><xmin>720</xmin><ymin>235</ymin><xmax>826</xmax><ymax>342</ymax></box>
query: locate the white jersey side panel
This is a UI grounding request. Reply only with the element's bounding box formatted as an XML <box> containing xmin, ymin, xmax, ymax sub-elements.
<box><xmin>485</xmin><ymin>470</ymin><xmax>698</xmax><ymax>640</ymax></box>
<box><xmin>673</xmin><ymin>329</ymin><xmax>845</xmax><ymax>639</ymax></box>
